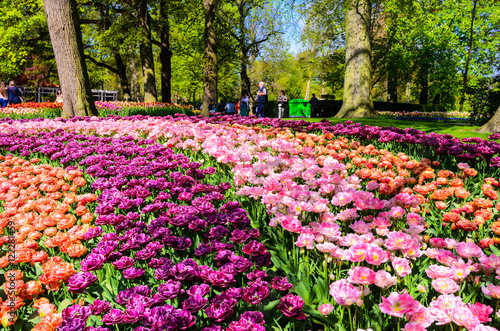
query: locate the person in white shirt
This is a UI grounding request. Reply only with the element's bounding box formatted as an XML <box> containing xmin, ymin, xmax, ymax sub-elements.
<box><xmin>225</xmin><ymin>100</ymin><xmax>236</xmax><ymax>114</ymax></box>
<box><xmin>277</xmin><ymin>90</ymin><xmax>288</xmax><ymax>118</ymax></box>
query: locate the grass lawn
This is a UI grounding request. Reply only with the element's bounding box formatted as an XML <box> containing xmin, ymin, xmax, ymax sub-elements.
<box><xmin>284</xmin><ymin>117</ymin><xmax>490</xmax><ymax>140</ymax></box>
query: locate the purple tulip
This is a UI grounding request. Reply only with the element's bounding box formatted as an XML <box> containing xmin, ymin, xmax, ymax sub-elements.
<box><xmin>242</xmin><ymin>240</ymin><xmax>267</xmax><ymax>256</ymax></box>
<box><xmin>85</xmin><ymin>327</ymin><xmax>111</xmax><ymax>331</ymax></box>
<box><xmin>225</xmin><ymin>287</ymin><xmax>245</xmax><ymax>300</ymax></box>
<box><xmin>122</xmin><ymin>267</ymin><xmax>145</xmax><ymax>279</ymax></box>
<box><xmin>171</xmin><ymin>260</ymin><xmax>197</xmax><ymax>281</ymax></box>
<box><xmin>62</xmin><ymin>304</ymin><xmax>92</xmax><ymax>320</ymax></box>
<box><xmin>206</xmin><ymin>225</ymin><xmax>230</xmax><ymax>240</ymax></box>
<box><xmin>201</xmin><ymin>326</ymin><xmax>223</xmax><ymax>331</ymax></box>
<box><xmin>277</xmin><ymin>294</ymin><xmax>307</xmax><ymax>320</ymax></box>
<box><xmin>90</xmin><ymin>299</ymin><xmax>111</xmax><ymax>315</ymax></box>
<box><xmin>182</xmin><ymin>294</ymin><xmax>208</xmax><ymax>312</ymax></box>
<box><xmin>84</xmin><ymin>226</ymin><xmax>104</xmax><ymax>240</ymax></box>
<box><xmin>240</xmin><ymin>311</ymin><xmax>265</xmax><ymax>324</ymax></box>
<box><xmin>57</xmin><ymin>318</ymin><xmax>87</xmax><ymax>331</ymax></box>
<box><xmin>173</xmin><ymin>309</ymin><xmax>197</xmax><ymax>329</ymax></box>
<box><xmin>242</xmin><ymin>284</ymin><xmax>270</xmax><ymax>305</ymax></box>
<box><xmin>251</xmin><ymin>252</ymin><xmax>272</xmax><ymax>267</ymax></box>
<box><xmin>128</xmin><ymin>294</ymin><xmax>155</xmax><ymax>309</ymax></box>
<box><xmin>112</xmin><ymin>256</ymin><xmax>135</xmax><ymax>270</ymax></box>
<box><xmin>80</xmin><ymin>253</ymin><xmax>105</xmax><ymax>271</ymax></box>
<box><xmin>227</xmin><ymin>318</ymin><xmax>265</xmax><ymax>331</ymax></box>
<box><xmin>68</xmin><ymin>272</ymin><xmax>98</xmax><ymax>294</ymax></box>
<box><xmin>208</xmin><ymin>271</ymin><xmax>236</xmax><ymax>288</ymax></box>
<box><xmin>186</xmin><ymin>284</ymin><xmax>210</xmax><ymax>297</ymax></box>
<box><xmin>246</xmin><ymin>269</ymin><xmax>267</xmax><ymax>281</ymax></box>
<box><xmin>136</xmin><ymin>248</ymin><xmax>156</xmax><ymax>260</ymax></box>
<box><xmin>271</xmin><ymin>276</ymin><xmax>293</xmax><ymax>291</ymax></box>
<box><xmin>102</xmin><ymin>309</ymin><xmax>125</xmax><ymax>325</ymax></box>
<box><xmin>230</xmin><ymin>229</ymin><xmax>251</xmax><ymax>243</ymax></box>
<box><xmin>205</xmin><ymin>301</ymin><xmax>235</xmax><ymax>322</ymax></box>
<box><xmin>188</xmin><ymin>219</ymin><xmax>208</xmax><ymax>231</ymax></box>
<box><xmin>123</xmin><ymin>307</ymin><xmax>144</xmax><ymax>324</ymax></box>
<box><xmin>157</xmin><ymin>280</ymin><xmax>184</xmax><ymax>300</ymax></box>
<box><xmin>194</xmin><ymin>242</ymin><xmax>213</xmax><ymax>256</ymax></box>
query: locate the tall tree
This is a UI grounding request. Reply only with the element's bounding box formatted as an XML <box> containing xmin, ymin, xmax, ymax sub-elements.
<box><xmin>159</xmin><ymin>0</ymin><xmax>172</xmax><ymax>103</ymax></box>
<box><xmin>43</xmin><ymin>0</ymin><xmax>97</xmax><ymax>117</ymax></box>
<box><xmin>479</xmin><ymin>105</ymin><xmax>500</xmax><ymax>133</ymax></box>
<box><xmin>458</xmin><ymin>0</ymin><xmax>478</xmax><ymax>113</ymax></box>
<box><xmin>80</xmin><ymin>1</ymin><xmax>132</xmax><ymax>99</ymax></box>
<box><xmin>224</xmin><ymin>0</ymin><xmax>283</xmax><ymax>97</ymax></box>
<box><xmin>138</xmin><ymin>0</ymin><xmax>157</xmax><ymax>102</ymax></box>
<box><xmin>201</xmin><ymin>0</ymin><xmax>219</xmax><ymax>117</ymax></box>
<box><xmin>335</xmin><ymin>0</ymin><xmax>375</xmax><ymax>118</ymax></box>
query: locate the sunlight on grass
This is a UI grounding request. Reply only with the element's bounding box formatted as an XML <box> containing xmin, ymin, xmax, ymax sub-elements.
<box><xmin>284</xmin><ymin>118</ymin><xmax>489</xmax><ymax>140</ymax></box>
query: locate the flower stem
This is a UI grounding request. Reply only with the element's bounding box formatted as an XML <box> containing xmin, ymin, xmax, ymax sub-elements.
<box><xmin>348</xmin><ymin>307</ymin><xmax>353</xmax><ymax>331</ymax></box>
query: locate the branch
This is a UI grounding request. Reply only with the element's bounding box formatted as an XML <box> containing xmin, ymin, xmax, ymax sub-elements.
<box><xmin>85</xmin><ymin>55</ymin><xmax>119</xmax><ymax>74</ymax></box>
<box><xmin>80</xmin><ymin>19</ymin><xmax>102</xmax><ymax>24</ymax></box>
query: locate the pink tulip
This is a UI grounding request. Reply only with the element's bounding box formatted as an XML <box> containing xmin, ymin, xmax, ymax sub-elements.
<box><xmin>374</xmin><ymin>270</ymin><xmax>397</xmax><ymax>289</ymax></box>
<box><xmin>379</xmin><ymin>292</ymin><xmax>419</xmax><ymax>318</ymax></box>
<box><xmin>432</xmin><ymin>278</ymin><xmax>460</xmax><ymax>294</ymax></box>
<box><xmin>329</xmin><ymin>279</ymin><xmax>362</xmax><ymax>306</ymax></box>
<box><xmin>347</xmin><ymin>266</ymin><xmax>376</xmax><ymax>286</ymax></box>
<box><xmin>318</xmin><ymin>303</ymin><xmax>334</xmax><ymax>316</ymax></box>
<box><xmin>392</xmin><ymin>257</ymin><xmax>412</xmax><ymax>277</ymax></box>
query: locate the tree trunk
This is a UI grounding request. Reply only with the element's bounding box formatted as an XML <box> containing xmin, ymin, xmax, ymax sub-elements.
<box><xmin>113</xmin><ymin>50</ymin><xmax>130</xmax><ymax>100</ymax></box>
<box><xmin>43</xmin><ymin>0</ymin><xmax>97</xmax><ymax>117</ymax></box>
<box><xmin>201</xmin><ymin>0</ymin><xmax>219</xmax><ymax>117</ymax></box>
<box><xmin>459</xmin><ymin>0</ymin><xmax>477</xmax><ymax>113</ymax></box>
<box><xmin>129</xmin><ymin>46</ymin><xmax>140</xmax><ymax>101</ymax></box>
<box><xmin>160</xmin><ymin>0</ymin><xmax>172</xmax><ymax>103</ymax></box>
<box><xmin>335</xmin><ymin>0</ymin><xmax>375</xmax><ymax>118</ymax></box>
<box><xmin>240</xmin><ymin>48</ymin><xmax>251</xmax><ymax>97</ymax></box>
<box><xmin>387</xmin><ymin>67</ymin><xmax>397</xmax><ymax>103</ymax></box>
<box><xmin>478</xmin><ymin>105</ymin><xmax>500</xmax><ymax>133</ymax></box>
<box><xmin>305</xmin><ymin>72</ymin><xmax>312</xmax><ymax>100</ymax></box>
<box><xmin>138</xmin><ymin>0</ymin><xmax>157</xmax><ymax>103</ymax></box>
<box><xmin>419</xmin><ymin>67</ymin><xmax>428</xmax><ymax>105</ymax></box>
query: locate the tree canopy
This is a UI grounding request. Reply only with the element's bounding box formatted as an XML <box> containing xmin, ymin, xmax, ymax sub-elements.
<box><xmin>0</xmin><ymin>0</ymin><xmax>498</xmax><ymax>113</ymax></box>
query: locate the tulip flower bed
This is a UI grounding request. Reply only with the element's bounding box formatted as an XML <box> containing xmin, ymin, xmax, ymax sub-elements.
<box><xmin>95</xmin><ymin>101</ymin><xmax>196</xmax><ymax>117</ymax></box>
<box><xmin>1</xmin><ymin>115</ymin><xmax>500</xmax><ymax>330</ymax></box>
<box><xmin>0</xmin><ymin>101</ymin><xmax>195</xmax><ymax>120</ymax></box>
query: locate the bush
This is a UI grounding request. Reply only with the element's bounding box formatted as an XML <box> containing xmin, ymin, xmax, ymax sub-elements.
<box><xmin>262</xmin><ymin>100</ymin><xmax>444</xmax><ymax>118</ymax></box>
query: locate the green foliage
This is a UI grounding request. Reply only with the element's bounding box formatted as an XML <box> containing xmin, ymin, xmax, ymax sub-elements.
<box><xmin>0</xmin><ymin>0</ymin><xmax>55</xmax><ymax>83</ymax></box>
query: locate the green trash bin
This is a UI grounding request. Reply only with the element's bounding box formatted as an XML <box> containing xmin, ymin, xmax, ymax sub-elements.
<box><xmin>288</xmin><ymin>99</ymin><xmax>311</xmax><ymax>118</ymax></box>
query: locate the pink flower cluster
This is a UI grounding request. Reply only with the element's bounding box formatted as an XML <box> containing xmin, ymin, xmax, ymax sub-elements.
<box><xmin>2</xmin><ymin>117</ymin><xmax>500</xmax><ymax>329</ymax></box>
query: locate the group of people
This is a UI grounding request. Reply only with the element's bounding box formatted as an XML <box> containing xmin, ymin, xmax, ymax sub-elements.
<box><xmin>206</xmin><ymin>81</ymin><xmax>320</xmax><ymax>118</ymax></box>
<box><xmin>0</xmin><ymin>81</ymin><xmax>63</xmax><ymax>108</ymax></box>
<box><xmin>208</xmin><ymin>82</ymin><xmax>272</xmax><ymax>118</ymax></box>
<box><xmin>209</xmin><ymin>94</ymin><xmax>250</xmax><ymax>116</ymax></box>
<box><xmin>0</xmin><ymin>81</ymin><xmax>23</xmax><ymax>108</ymax></box>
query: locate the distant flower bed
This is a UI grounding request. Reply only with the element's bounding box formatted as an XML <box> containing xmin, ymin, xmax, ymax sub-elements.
<box><xmin>0</xmin><ymin>101</ymin><xmax>194</xmax><ymax>119</ymax></box>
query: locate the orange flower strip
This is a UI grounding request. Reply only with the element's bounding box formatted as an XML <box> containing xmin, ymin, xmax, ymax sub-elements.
<box><xmin>0</xmin><ymin>155</ymin><xmax>95</xmax><ymax>330</ymax></box>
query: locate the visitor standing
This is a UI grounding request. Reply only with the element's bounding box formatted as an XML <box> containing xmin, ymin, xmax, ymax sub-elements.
<box><xmin>225</xmin><ymin>100</ymin><xmax>236</xmax><ymax>115</ymax></box>
<box><xmin>277</xmin><ymin>90</ymin><xmax>288</xmax><ymax>118</ymax></box>
<box><xmin>0</xmin><ymin>82</ymin><xmax>8</xmax><ymax>108</ymax></box>
<box><xmin>55</xmin><ymin>89</ymin><xmax>63</xmax><ymax>103</ymax></box>
<box><xmin>7</xmin><ymin>81</ymin><xmax>23</xmax><ymax>105</ymax></box>
<box><xmin>256</xmin><ymin>82</ymin><xmax>267</xmax><ymax>118</ymax></box>
<box><xmin>217</xmin><ymin>99</ymin><xmax>226</xmax><ymax>113</ymax></box>
<box><xmin>240</xmin><ymin>94</ymin><xmax>249</xmax><ymax>116</ymax></box>
<box><xmin>309</xmin><ymin>93</ymin><xmax>319</xmax><ymax>118</ymax></box>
